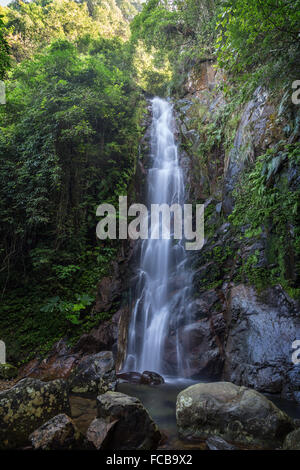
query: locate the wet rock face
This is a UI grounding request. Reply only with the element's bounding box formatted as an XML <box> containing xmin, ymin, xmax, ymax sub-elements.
<box><xmin>96</xmin><ymin>391</ymin><xmax>161</xmax><ymax>450</ymax></box>
<box><xmin>0</xmin><ymin>378</ymin><xmax>70</xmax><ymax>449</ymax></box>
<box><xmin>174</xmin><ymin>64</ymin><xmax>299</xmax><ymax>402</ymax></box>
<box><xmin>223</xmin><ymin>284</ymin><xmax>300</xmax><ymax>402</ymax></box>
<box><xmin>176</xmin><ymin>382</ymin><xmax>294</xmax><ymax>449</ymax></box>
<box><xmin>223</xmin><ymin>86</ymin><xmax>275</xmax><ymax>214</ymax></box>
<box><xmin>29</xmin><ymin>414</ymin><xmax>89</xmax><ymax>450</ymax></box>
<box><xmin>68</xmin><ymin>351</ymin><xmax>116</xmax><ymax>396</ymax></box>
<box><xmin>163</xmin><ymin>288</ymin><xmax>226</xmax><ymax>379</ymax></box>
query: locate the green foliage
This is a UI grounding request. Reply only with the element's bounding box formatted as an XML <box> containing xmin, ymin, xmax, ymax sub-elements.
<box><xmin>40</xmin><ymin>293</ymin><xmax>95</xmax><ymax>325</ymax></box>
<box><xmin>129</xmin><ymin>0</ymin><xmax>223</xmax><ymax>94</ymax></box>
<box><xmin>130</xmin><ymin>0</ymin><xmax>300</xmax><ymax>94</ymax></box>
<box><xmin>0</xmin><ymin>27</ymin><xmax>144</xmax><ymax>362</ymax></box>
<box><xmin>130</xmin><ymin>0</ymin><xmax>178</xmax><ymax>51</ymax></box>
<box><xmin>1</xmin><ymin>0</ymin><xmax>300</xmax><ymax>364</ymax></box>
<box><xmin>0</xmin><ymin>14</ymin><xmax>9</xmax><ymax>79</ymax></box>
<box><xmin>216</xmin><ymin>0</ymin><xmax>300</xmax><ymax>83</ymax></box>
<box><xmin>230</xmin><ymin>143</ymin><xmax>300</xmax><ymax>296</ymax></box>
<box><xmin>1</xmin><ymin>0</ymin><xmax>142</xmax><ymax>61</ymax></box>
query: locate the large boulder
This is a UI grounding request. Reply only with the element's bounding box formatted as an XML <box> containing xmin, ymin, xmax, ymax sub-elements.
<box><xmin>283</xmin><ymin>428</ymin><xmax>300</xmax><ymax>450</ymax></box>
<box><xmin>176</xmin><ymin>382</ymin><xmax>294</xmax><ymax>449</ymax></box>
<box><xmin>95</xmin><ymin>391</ymin><xmax>161</xmax><ymax>450</ymax></box>
<box><xmin>0</xmin><ymin>378</ymin><xmax>70</xmax><ymax>449</ymax></box>
<box><xmin>223</xmin><ymin>284</ymin><xmax>300</xmax><ymax>401</ymax></box>
<box><xmin>29</xmin><ymin>414</ymin><xmax>89</xmax><ymax>450</ymax></box>
<box><xmin>68</xmin><ymin>351</ymin><xmax>116</xmax><ymax>396</ymax></box>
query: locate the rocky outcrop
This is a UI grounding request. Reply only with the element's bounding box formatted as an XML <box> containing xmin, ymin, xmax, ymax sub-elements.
<box><xmin>0</xmin><ymin>378</ymin><xmax>70</xmax><ymax>449</ymax></box>
<box><xmin>18</xmin><ymin>309</ymin><xmax>123</xmax><ymax>382</ymax></box>
<box><xmin>72</xmin><ymin>309</ymin><xmax>121</xmax><ymax>357</ymax></box>
<box><xmin>96</xmin><ymin>391</ymin><xmax>161</xmax><ymax>450</ymax></box>
<box><xmin>223</xmin><ymin>86</ymin><xmax>275</xmax><ymax>214</ymax></box>
<box><xmin>175</xmin><ymin>62</ymin><xmax>225</xmax><ymax>202</ymax></box>
<box><xmin>176</xmin><ymin>382</ymin><xmax>294</xmax><ymax>449</ymax></box>
<box><xmin>29</xmin><ymin>414</ymin><xmax>89</xmax><ymax>450</ymax></box>
<box><xmin>68</xmin><ymin>351</ymin><xmax>116</xmax><ymax>396</ymax></box>
<box><xmin>18</xmin><ymin>339</ymin><xmax>80</xmax><ymax>382</ymax></box>
<box><xmin>223</xmin><ymin>284</ymin><xmax>300</xmax><ymax>402</ymax></box>
<box><xmin>174</xmin><ymin>60</ymin><xmax>300</xmax><ymax>406</ymax></box>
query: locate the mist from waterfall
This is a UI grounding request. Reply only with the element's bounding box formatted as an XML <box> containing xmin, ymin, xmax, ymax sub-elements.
<box><xmin>123</xmin><ymin>97</ymin><xmax>193</xmax><ymax>377</ymax></box>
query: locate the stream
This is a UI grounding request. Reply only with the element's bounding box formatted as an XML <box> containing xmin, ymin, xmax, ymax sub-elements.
<box><xmin>70</xmin><ymin>380</ymin><xmax>300</xmax><ymax>450</ymax></box>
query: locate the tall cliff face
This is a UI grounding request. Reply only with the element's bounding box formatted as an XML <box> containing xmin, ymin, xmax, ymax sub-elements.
<box><xmin>175</xmin><ymin>61</ymin><xmax>300</xmax><ymax>402</ymax></box>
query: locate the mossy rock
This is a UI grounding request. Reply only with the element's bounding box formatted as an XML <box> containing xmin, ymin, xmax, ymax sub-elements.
<box><xmin>0</xmin><ymin>363</ymin><xmax>18</xmax><ymax>380</ymax></box>
<box><xmin>0</xmin><ymin>378</ymin><xmax>71</xmax><ymax>449</ymax></box>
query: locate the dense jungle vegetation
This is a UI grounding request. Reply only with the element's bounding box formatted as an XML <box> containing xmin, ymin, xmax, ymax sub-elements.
<box><xmin>0</xmin><ymin>0</ymin><xmax>299</xmax><ymax>364</ymax></box>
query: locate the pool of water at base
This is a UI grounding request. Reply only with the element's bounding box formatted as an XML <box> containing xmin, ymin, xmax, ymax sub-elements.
<box><xmin>70</xmin><ymin>378</ymin><xmax>300</xmax><ymax>450</ymax></box>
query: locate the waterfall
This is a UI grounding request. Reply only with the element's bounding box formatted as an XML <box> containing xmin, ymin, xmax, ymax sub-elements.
<box><xmin>123</xmin><ymin>97</ymin><xmax>193</xmax><ymax>377</ymax></box>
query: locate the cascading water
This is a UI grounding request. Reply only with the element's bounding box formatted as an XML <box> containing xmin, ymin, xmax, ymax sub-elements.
<box><xmin>123</xmin><ymin>97</ymin><xmax>193</xmax><ymax>377</ymax></box>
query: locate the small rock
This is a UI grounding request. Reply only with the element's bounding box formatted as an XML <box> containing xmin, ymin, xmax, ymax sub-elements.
<box><xmin>86</xmin><ymin>417</ymin><xmax>118</xmax><ymax>450</ymax></box>
<box><xmin>30</xmin><ymin>414</ymin><xmax>89</xmax><ymax>450</ymax></box>
<box><xmin>206</xmin><ymin>435</ymin><xmax>237</xmax><ymax>450</ymax></box>
<box><xmin>116</xmin><ymin>371</ymin><xmax>143</xmax><ymax>384</ymax></box>
<box><xmin>116</xmin><ymin>371</ymin><xmax>164</xmax><ymax>386</ymax></box>
<box><xmin>141</xmin><ymin>371</ymin><xmax>164</xmax><ymax>386</ymax></box>
<box><xmin>96</xmin><ymin>391</ymin><xmax>161</xmax><ymax>450</ymax></box>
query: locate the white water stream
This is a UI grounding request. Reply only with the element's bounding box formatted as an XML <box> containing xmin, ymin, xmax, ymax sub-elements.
<box><xmin>123</xmin><ymin>98</ymin><xmax>193</xmax><ymax>376</ymax></box>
